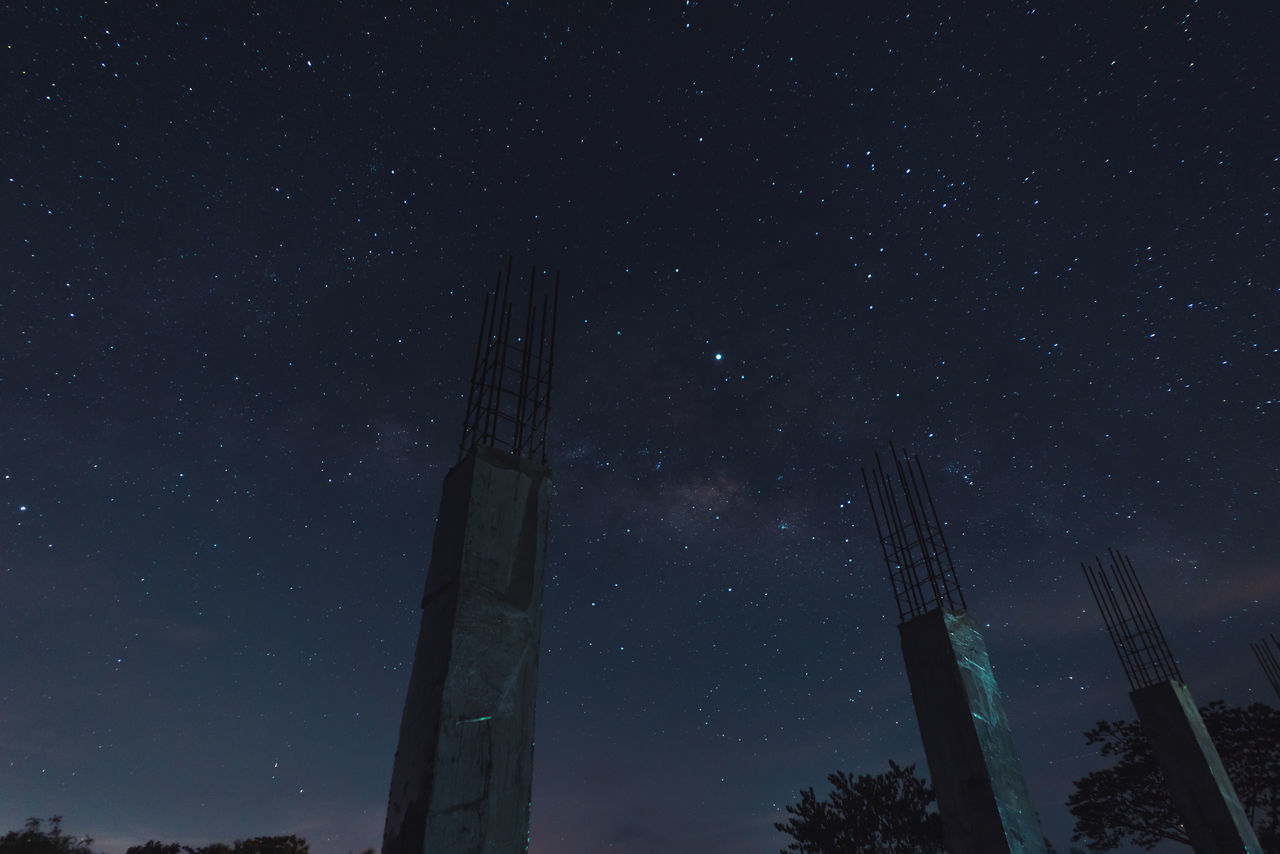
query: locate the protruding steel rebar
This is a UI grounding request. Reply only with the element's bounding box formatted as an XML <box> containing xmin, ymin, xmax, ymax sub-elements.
<box><xmin>1250</xmin><ymin>634</ymin><xmax>1280</xmax><ymax>701</ymax></box>
<box><xmin>1081</xmin><ymin>549</ymin><xmax>1182</xmax><ymax>692</ymax></box>
<box><xmin>458</xmin><ymin>260</ymin><xmax>560</xmax><ymax>463</ymax></box>
<box><xmin>861</xmin><ymin>445</ymin><xmax>966</xmax><ymax>624</ymax></box>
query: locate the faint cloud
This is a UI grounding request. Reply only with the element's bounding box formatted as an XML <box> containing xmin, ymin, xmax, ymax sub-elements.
<box><xmin>1169</xmin><ymin>563</ymin><xmax>1280</xmax><ymax>621</ymax></box>
<box><xmin>277</xmin><ymin>800</ymin><xmax>384</xmax><ymax>854</ymax></box>
<box><xmin>609</xmin><ymin>820</ymin><xmax>664</xmax><ymax>847</ymax></box>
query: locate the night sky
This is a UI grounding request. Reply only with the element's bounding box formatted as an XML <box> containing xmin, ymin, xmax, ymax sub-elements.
<box><xmin>4</xmin><ymin>3</ymin><xmax>1278</xmax><ymax>853</ymax></box>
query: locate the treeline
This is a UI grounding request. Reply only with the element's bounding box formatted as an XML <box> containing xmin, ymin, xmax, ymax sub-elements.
<box><xmin>0</xmin><ymin>817</ymin><xmax>374</xmax><ymax>854</ymax></box>
<box><xmin>123</xmin><ymin>839</ymin><xmax>313</xmax><ymax>854</ymax></box>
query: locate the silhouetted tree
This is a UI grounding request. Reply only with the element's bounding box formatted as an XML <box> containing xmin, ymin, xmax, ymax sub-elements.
<box><xmin>232</xmin><ymin>838</ymin><xmax>307</xmax><ymax>854</ymax></box>
<box><xmin>125</xmin><ymin>839</ymin><xmax>307</xmax><ymax>854</ymax></box>
<box><xmin>0</xmin><ymin>817</ymin><xmax>97</xmax><ymax>854</ymax></box>
<box><xmin>125</xmin><ymin>843</ymin><xmax>181</xmax><ymax>854</ymax></box>
<box><xmin>776</xmin><ymin>760</ymin><xmax>947</xmax><ymax>854</ymax></box>
<box><xmin>2</xmin><ymin>821</ymin><xmax>314</xmax><ymax>854</ymax></box>
<box><xmin>1067</xmin><ymin>700</ymin><xmax>1280</xmax><ymax>851</ymax></box>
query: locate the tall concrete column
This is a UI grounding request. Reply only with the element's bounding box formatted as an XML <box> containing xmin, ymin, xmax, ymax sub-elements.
<box><xmin>1129</xmin><ymin>681</ymin><xmax>1261</xmax><ymax>854</ymax></box>
<box><xmin>383</xmin><ymin>445</ymin><xmax>551</xmax><ymax>854</ymax></box>
<box><xmin>1084</xmin><ymin>550</ymin><xmax>1262</xmax><ymax>854</ymax></box>
<box><xmin>863</xmin><ymin>448</ymin><xmax>1047</xmax><ymax>854</ymax></box>
<box><xmin>383</xmin><ymin>261</ymin><xmax>560</xmax><ymax>854</ymax></box>
<box><xmin>900</xmin><ymin>609</ymin><xmax>1047</xmax><ymax>854</ymax></box>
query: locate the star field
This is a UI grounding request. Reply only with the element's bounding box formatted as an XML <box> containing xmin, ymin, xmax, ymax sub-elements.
<box><xmin>3</xmin><ymin>4</ymin><xmax>1277</xmax><ymax>853</ymax></box>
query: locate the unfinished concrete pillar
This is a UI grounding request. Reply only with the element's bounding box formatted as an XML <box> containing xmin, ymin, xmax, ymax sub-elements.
<box><xmin>383</xmin><ymin>263</ymin><xmax>559</xmax><ymax>854</ymax></box>
<box><xmin>899</xmin><ymin>609</ymin><xmax>1048</xmax><ymax>854</ymax></box>
<box><xmin>1085</xmin><ymin>551</ymin><xmax>1262</xmax><ymax>854</ymax></box>
<box><xmin>383</xmin><ymin>446</ymin><xmax>551</xmax><ymax>854</ymax></box>
<box><xmin>1130</xmin><ymin>681</ymin><xmax>1260</xmax><ymax>854</ymax></box>
<box><xmin>864</xmin><ymin>448</ymin><xmax>1047</xmax><ymax>854</ymax></box>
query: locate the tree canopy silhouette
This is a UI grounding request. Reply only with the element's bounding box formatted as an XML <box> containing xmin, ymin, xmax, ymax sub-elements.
<box><xmin>1067</xmin><ymin>700</ymin><xmax>1280</xmax><ymax>852</ymax></box>
<box><xmin>0</xmin><ymin>818</ymin><xmax>97</xmax><ymax>854</ymax></box>
<box><xmin>776</xmin><ymin>759</ymin><xmax>947</xmax><ymax>854</ymax></box>
<box><xmin>125</xmin><ymin>836</ymin><xmax>309</xmax><ymax>854</ymax></box>
<box><xmin>0</xmin><ymin>818</ymin><xmax>317</xmax><ymax>854</ymax></box>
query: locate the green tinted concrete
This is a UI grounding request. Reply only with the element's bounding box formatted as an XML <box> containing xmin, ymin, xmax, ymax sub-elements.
<box><xmin>383</xmin><ymin>446</ymin><xmax>551</xmax><ymax>854</ymax></box>
<box><xmin>899</xmin><ymin>609</ymin><xmax>1047</xmax><ymax>854</ymax></box>
<box><xmin>1130</xmin><ymin>680</ymin><xmax>1261</xmax><ymax>854</ymax></box>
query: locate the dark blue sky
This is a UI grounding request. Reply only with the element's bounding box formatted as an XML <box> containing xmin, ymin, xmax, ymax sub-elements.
<box><xmin>4</xmin><ymin>3</ymin><xmax>1277</xmax><ymax>853</ymax></box>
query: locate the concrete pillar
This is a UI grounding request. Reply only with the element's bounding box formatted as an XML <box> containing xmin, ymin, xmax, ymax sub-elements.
<box><xmin>899</xmin><ymin>609</ymin><xmax>1047</xmax><ymax>854</ymax></box>
<box><xmin>1129</xmin><ymin>680</ymin><xmax>1262</xmax><ymax>854</ymax></box>
<box><xmin>383</xmin><ymin>445</ymin><xmax>552</xmax><ymax>854</ymax></box>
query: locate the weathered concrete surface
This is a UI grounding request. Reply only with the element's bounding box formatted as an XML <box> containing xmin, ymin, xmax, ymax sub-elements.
<box><xmin>383</xmin><ymin>445</ymin><xmax>551</xmax><ymax>854</ymax></box>
<box><xmin>899</xmin><ymin>609</ymin><xmax>1047</xmax><ymax>854</ymax></box>
<box><xmin>1130</xmin><ymin>680</ymin><xmax>1262</xmax><ymax>854</ymax></box>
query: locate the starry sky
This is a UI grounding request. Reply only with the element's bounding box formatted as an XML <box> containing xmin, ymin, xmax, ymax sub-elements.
<box><xmin>4</xmin><ymin>3</ymin><xmax>1277</xmax><ymax>853</ymax></box>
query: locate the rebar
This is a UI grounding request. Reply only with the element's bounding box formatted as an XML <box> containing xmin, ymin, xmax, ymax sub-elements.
<box><xmin>1081</xmin><ymin>549</ymin><xmax>1182</xmax><ymax>691</ymax></box>
<box><xmin>1250</xmin><ymin>634</ymin><xmax>1280</xmax><ymax>701</ymax></box>
<box><xmin>458</xmin><ymin>260</ymin><xmax>559</xmax><ymax>463</ymax></box>
<box><xmin>861</xmin><ymin>445</ymin><xmax>966</xmax><ymax>623</ymax></box>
